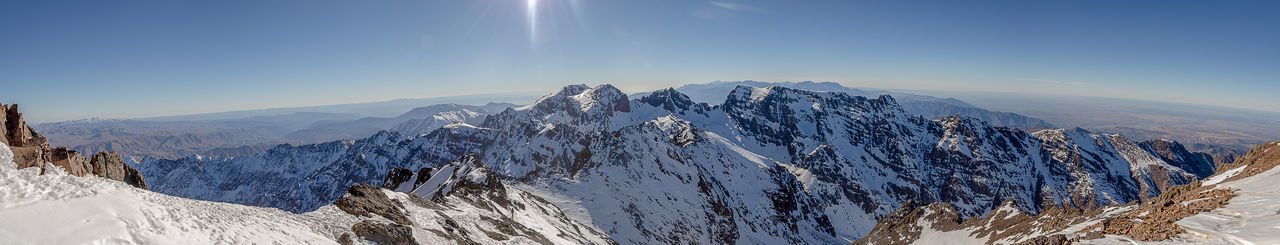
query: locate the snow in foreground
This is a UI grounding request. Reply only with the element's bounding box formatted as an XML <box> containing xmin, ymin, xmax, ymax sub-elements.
<box><xmin>1173</xmin><ymin>163</ymin><xmax>1280</xmax><ymax>244</ymax></box>
<box><xmin>0</xmin><ymin>142</ymin><xmax>612</xmax><ymax>245</ymax></box>
<box><xmin>1082</xmin><ymin>158</ymin><xmax>1280</xmax><ymax>245</ymax></box>
<box><xmin>0</xmin><ymin>143</ymin><xmax>357</xmax><ymax>244</ymax></box>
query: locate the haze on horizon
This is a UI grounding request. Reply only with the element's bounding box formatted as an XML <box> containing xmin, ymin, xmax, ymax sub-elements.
<box><xmin>2</xmin><ymin>0</ymin><xmax>1277</xmax><ymax>123</ymax></box>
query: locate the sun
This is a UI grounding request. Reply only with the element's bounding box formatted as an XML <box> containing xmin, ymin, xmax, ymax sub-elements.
<box><xmin>527</xmin><ymin>0</ymin><xmax>538</xmax><ymax>43</ymax></box>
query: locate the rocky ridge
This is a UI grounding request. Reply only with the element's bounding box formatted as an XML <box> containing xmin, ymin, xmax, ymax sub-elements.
<box><xmin>853</xmin><ymin>140</ymin><xmax>1280</xmax><ymax>244</ymax></box>
<box><xmin>332</xmin><ymin>155</ymin><xmax>615</xmax><ymax>245</ymax></box>
<box><xmin>1</xmin><ymin>102</ymin><xmax>146</xmax><ymax>189</ymax></box>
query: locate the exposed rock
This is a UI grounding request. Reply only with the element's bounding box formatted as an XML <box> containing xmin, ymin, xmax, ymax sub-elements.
<box><xmin>351</xmin><ymin>220</ymin><xmax>418</xmax><ymax>245</ymax></box>
<box><xmin>1</xmin><ymin>103</ymin><xmax>150</xmax><ymax>188</ymax></box>
<box><xmin>336</xmin><ymin>233</ymin><xmax>355</xmax><ymax>245</ymax></box>
<box><xmin>856</xmin><ymin>140</ymin><xmax>1280</xmax><ymax>244</ymax></box>
<box><xmin>10</xmin><ymin>144</ymin><xmax>49</xmax><ymax>170</ymax></box>
<box><xmin>961</xmin><ymin>200</ymin><xmax>1094</xmax><ymax>243</ymax></box>
<box><xmin>1082</xmin><ymin>141</ymin><xmax>1278</xmax><ymax>241</ymax></box>
<box><xmin>1195</xmin><ymin>145</ymin><xmax>1240</xmax><ymax>169</ymax></box>
<box><xmin>382</xmin><ymin>168</ymin><xmax>415</xmax><ymax>190</ymax></box>
<box><xmin>1013</xmin><ymin>234</ymin><xmax>1070</xmax><ymax>245</ymax></box>
<box><xmin>852</xmin><ymin>201</ymin><xmax>965</xmax><ymax>245</ymax></box>
<box><xmin>378</xmin><ymin>154</ymin><xmax>497</xmax><ymax>202</ymax></box>
<box><xmin>3</xmin><ymin>104</ymin><xmax>32</xmax><ymax>146</ymax></box>
<box><xmin>49</xmin><ymin>146</ymin><xmax>88</xmax><ymax>176</ymax></box>
<box><xmin>1216</xmin><ymin>140</ymin><xmax>1280</xmax><ymax>182</ymax></box>
<box><xmin>1084</xmin><ymin>180</ymin><xmax>1233</xmax><ymax>241</ymax></box>
<box><xmin>87</xmin><ymin>151</ymin><xmax>148</xmax><ymax>189</ymax></box>
<box><xmin>1139</xmin><ymin>139</ymin><xmax>1218</xmax><ymax>178</ymax></box>
<box><xmin>4</xmin><ymin>103</ymin><xmax>53</xmax><ymax>168</ymax></box>
<box><xmin>0</xmin><ymin>104</ymin><xmax>8</xmax><ymax>146</ymax></box>
<box><xmin>333</xmin><ymin>184</ymin><xmax>412</xmax><ymax>225</ymax></box>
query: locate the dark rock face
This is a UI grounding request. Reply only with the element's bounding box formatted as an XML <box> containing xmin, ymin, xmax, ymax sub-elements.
<box><xmin>351</xmin><ymin>220</ymin><xmax>418</xmax><ymax>245</ymax></box>
<box><xmin>1193</xmin><ymin>145</ymin><xmax>1240</xmax><ymax>169</ymax></box>
<box><xmin>87</xmin><ymin>152</ymin><xmax>148</xmax><ymax>189</ymax></box>
<box><xmin>641</xmin><ymin>88</ymin><xmax>698</xmax><ymax>113</ymax></box>
<box><xmin>333</xmin><ymin>184</ymin><xmax>412</xmax><ymax>225</ymax></box>
<box><xmin>382</xmin><ymin>168</ymin><xmax>415</xmax><ymax>190</ymax></box>
<box><xmin>1139</xmin><ymin>140</ymin><xmax>1217</xmax><ymax>178</ymax></box>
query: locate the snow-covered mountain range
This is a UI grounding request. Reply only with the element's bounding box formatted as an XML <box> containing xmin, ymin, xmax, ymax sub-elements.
<box><xmin>134</xmin><ymin>84</ymin><xmax>1217</xmax><ymax>243</ymax></box>
<box><xmin>637</xmin><ymin>80</ymin><xmax>1055</xmax><ymax>129</ymax></box>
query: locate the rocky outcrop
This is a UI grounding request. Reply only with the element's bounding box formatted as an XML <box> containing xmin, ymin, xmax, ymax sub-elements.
<box><xmin>1214</xmin><ymin>140</ymin><xmax>1280</xmax><ymax>182</ymax></box>
<box><xmin>351</xmin><ymin>220</ymin><xmax>418</xmax><ymax>245</ymax></box>
<box><xmin>4</xmin><ymin>103</ymin><xmax>55</xmax><ymax>169</ymax></box>
<box><xmin>2</xmin><ymin>103</ymin><xmax>40</xmax><ymax>147</ymax></box>
<box><xmin>851</xmin><ymin>200</ymin><xmax>957</xmax><ymax>245</ymax></box>
<box><xmin>382</xmin><ymin>168</ymin><xmax>416</xmax><ymax>190</ymax></box>
<box><xmin>41</xmin><ymin>146</ymin><xmax>87</xmax><ymax>176</ymax></box>
<box><xmin>378</xmin><ymin>154</ymin><xmax>494</xmax><ymax>201</ymax></box>
<box><xmin>87</xmin><ymin>152</ymin><xmax>149</xmax><ymax>189</ymax></box>
<box><xmin>1084</xmin><ymin>180</ymin><xmax>1233</xmax><ymax>241</ymax></box>
<box><xmin>332</xmin><ymin>156</ymin><xmax>614</xmax><ymax>245</ymax></box>
<box><xmin>1</xmin><ymin>102</ymin><xmax>148</xmax><ymax>189</ymax></box>
<box><xmin>333</xmin><ymin>184</ymin><xmax>412</xmax><ymax>225</ymax></box>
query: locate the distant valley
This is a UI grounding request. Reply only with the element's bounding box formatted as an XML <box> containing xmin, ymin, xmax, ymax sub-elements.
<box><xmin>34</xmin><ymin>93</ymin><xmax>540</xmax><ymax>159</ymax></box>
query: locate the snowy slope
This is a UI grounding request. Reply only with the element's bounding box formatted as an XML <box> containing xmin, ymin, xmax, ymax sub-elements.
<box><xmin>135</xmin><ymin>84</ymin><xmax>1201</xmax><ymax>244</ymax></box>
<box><xmin>1169</xmin><ymin>165</ymin><xmax>1280</xmax><ymax>244</ymax></box>
<box><xmin>0</xmin><ymin>142</ymin><xmax>610</xmax><ymax>245</ymax></box>
<box><xmin>0</xmin><ymin>142</ymin><xmax>356</xmax><ymax>244</ymax></box>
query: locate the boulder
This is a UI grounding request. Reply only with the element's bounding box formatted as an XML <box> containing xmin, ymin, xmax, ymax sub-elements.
<box><xmin>87</xmin><ymin>152</ymin><xmax>149</xmax><ymax>189</ymax></box>
<box><xmin>49</xmin><ymin>147</ymin><xmax>88</xmax><ymax>176</ymax></box>
<box><xmin>10</xmin><ymin>144</ymin><xmax>48</xmax><ymax>170</ymax></box>
<box><xmin>351</xmin><ymin>220</ymin><xmax>418</xmax><ymax>245</ymax></box>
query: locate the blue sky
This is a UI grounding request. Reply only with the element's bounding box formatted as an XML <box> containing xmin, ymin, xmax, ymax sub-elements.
<box><xmin>2</xmin><ymin>0</ymin><xmax>1277</xmax><ymax>123</ymax></box>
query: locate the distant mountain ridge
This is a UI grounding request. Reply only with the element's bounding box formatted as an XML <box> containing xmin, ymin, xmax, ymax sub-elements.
<box><xmin>280</xmin><ymin>102</ymin><xmax>515</xmax><ymax>143</ymax></box>
<box><xmin>639</xmin><ymin>80</ymin><xmax>1055</xmax><ymax>129</ymax></box>
<box><xmin>35</xmin><ymin>102</ymin><xmax>520</xmax><ymax>159</ymax></box>
<box><xmin>920</xmin><ymin>90</ymin><xmax>1280</xmax><ymax>152</ymax></box>
<box><xmin>137</xmin><ymin>83</ymin><xmax>1212</xmax><ymax>243</ymax></box>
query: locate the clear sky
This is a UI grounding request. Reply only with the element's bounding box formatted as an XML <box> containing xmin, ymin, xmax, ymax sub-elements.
<box><xmin>2</xmin><ymin>0</ymin><xmax>1277</xmax><ymax>123</ymax></box>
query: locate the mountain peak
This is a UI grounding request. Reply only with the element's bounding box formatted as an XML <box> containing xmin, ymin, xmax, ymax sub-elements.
<box><xmin>639</xmin><ymin>87</ymin><xmax>696</xmax><ymax>112</ymax></box>
<box><xmin>874</xmin><ymin>94</ymin><xmax>897</xmax><ymax>105</ymax></box>
<box><xmin>557</xmin><ymin>84</ymin><xmax>592</xmax><ymax>97</ymax></box>
<box><xmin>519</xmin><ymin>84</ymin><xmax>630</xmax><ymax>115</ymax></box>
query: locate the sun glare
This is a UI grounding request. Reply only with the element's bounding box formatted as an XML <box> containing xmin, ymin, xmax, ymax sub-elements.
<box><xmin>527</xmin><ymin>0</ymin><xmax>538</xmax><ymax>43</ymax></box>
